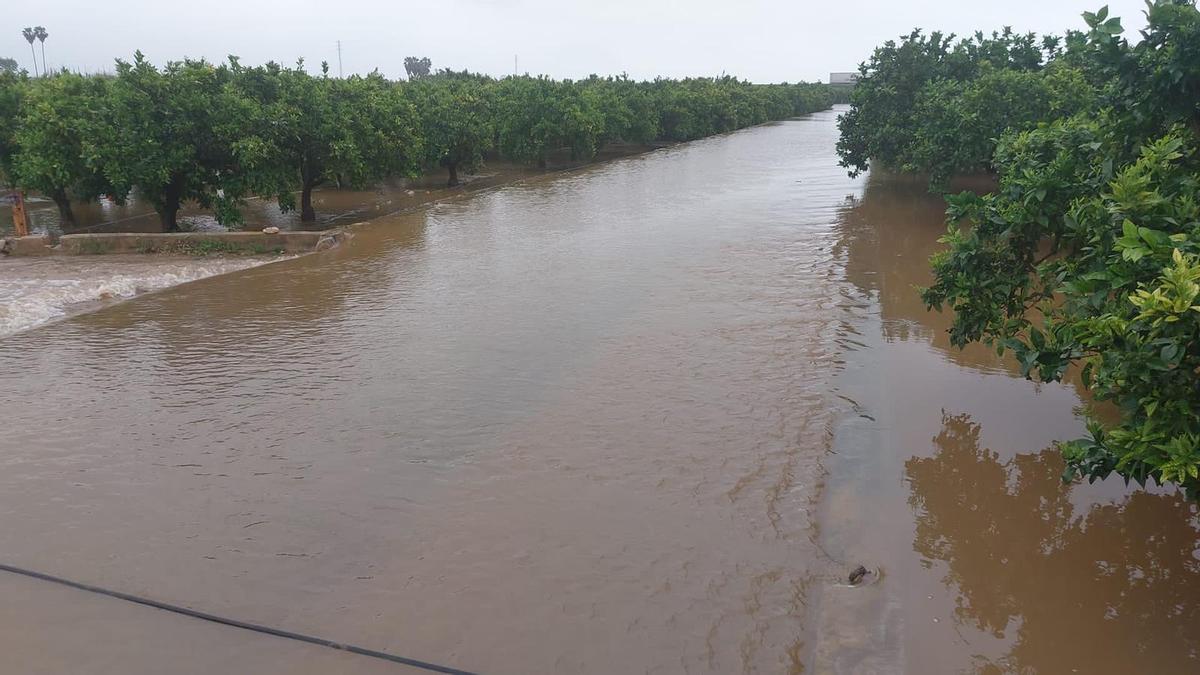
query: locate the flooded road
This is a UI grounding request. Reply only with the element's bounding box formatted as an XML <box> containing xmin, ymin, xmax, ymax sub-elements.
<box><xmin>0</xmin><ymin>107</ymin><xmax>1197</xmax><ymax>673</ymax></box>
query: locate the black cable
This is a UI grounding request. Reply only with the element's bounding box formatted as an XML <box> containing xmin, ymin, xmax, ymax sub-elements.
<box><xmin>0</xmin><ymin>562</ymin><xmax>478</xmax><ymax>675</ymax></box>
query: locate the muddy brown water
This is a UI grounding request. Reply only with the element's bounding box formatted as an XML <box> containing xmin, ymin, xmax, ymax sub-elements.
<box><xmin>0</xmin><ymin>107</ymin><xmax>1197</xmax><ymax>674</ymax></box>
<box><xmin>0</xmin><ymin>153</ymin><xmax>638</xmax><ymax>237</ymax></box>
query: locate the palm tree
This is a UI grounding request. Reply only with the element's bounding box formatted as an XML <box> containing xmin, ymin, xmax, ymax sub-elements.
<box><xmin>21</xmin><ymin>27</ymin><xmax>37</xmax><ymax>77</ymax></box>
<box><xmin>34</xmin><ymin>27</ymin><xmax>48</xmax><ymax>76</ymax></box>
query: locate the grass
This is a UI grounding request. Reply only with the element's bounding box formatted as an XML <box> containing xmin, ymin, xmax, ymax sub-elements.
<box><xmin>77</xmin><ymin>239</ymin><xmax>112</xmax><ymax>255</ymax></box>
<box><xmin>135</xmin><ymin>239</ymin><xmax>284</xmax><ymax>256</ymax></box>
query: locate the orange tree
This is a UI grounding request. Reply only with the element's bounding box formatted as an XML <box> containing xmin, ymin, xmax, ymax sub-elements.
<box><xmin>919</xmin><ymin>2</ymin><xmax>1200</xmax><ymax>495</ymax></box>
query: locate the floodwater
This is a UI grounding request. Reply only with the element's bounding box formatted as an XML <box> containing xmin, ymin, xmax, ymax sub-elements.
<box><xmin>0</xmin><ymin>255</ymin><xmax>290</xmax><ymax>337</ymax></box>
<box><xmin>0</xmin><ymin>170</ymin><xmax>517</xmax><ymax>236</ymax></box>
<box><xmin>819</xmin><ymin>172</ymin><xmax>1200</xmax><ymax>674</ymax></box>
<box><xmin>0</xmin><ymin>165</ymin><xmax>542</xmax><ymax>336</ymax></box>
<box><xmin>0</xmin><ymin>153</ymin><xmax>637</xmax><ymax>237</ymax></box>
<box><xmin>0</xmin><ymin>107</ymin><xmax>1197</xmax><ymax>674</ymax></box>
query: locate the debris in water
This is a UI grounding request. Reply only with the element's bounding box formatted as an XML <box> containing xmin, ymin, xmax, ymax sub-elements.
<box><xmin>848</xmin><ymin>565</ymin><xmax>869</xmax><ymax>585</ymax></box>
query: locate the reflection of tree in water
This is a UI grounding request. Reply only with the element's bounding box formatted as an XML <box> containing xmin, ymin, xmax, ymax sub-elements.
<box><xmin>907</xmin><ymin>412</ymin><xmax>1200</xmax><ymax>673</ymax></box>
<box><xmin>831</xmin><ymin>171</ymin><xmax>1012</xmax><ymax>374</ymax></box>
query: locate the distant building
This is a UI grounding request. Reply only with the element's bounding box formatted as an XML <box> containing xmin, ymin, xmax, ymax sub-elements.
<box><xmin>829</xmin><ymin>72</ymin><xmax>859</xmax><ymax>86</ymax></box>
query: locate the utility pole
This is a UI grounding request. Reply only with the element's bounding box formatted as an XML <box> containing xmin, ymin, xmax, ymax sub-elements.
<box><xmin>514</xmin><ymin>54</ymin><xmax>518</xmax><ymax>77</ymax></box>
<box><xmin>337</xmin><ymin>40</ymin><xmax>343</xmax><ymax>78</ymax></box>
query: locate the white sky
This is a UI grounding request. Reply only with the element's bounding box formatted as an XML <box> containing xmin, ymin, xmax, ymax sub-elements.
<box><xmin>7</xmin><ymin>1</ymin><xmax>1153</xmax><ymax>83</ymax></box>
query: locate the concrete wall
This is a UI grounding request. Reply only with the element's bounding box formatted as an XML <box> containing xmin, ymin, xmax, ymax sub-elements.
<box><xmin>2</xmin><ymin>230</ymin><xmax>346</xmax><ymax>257</ymax></box>
<box><xmin>0</xmin><ymin>235</ymin><xmax>55</xmax><ymax>256</ymax></box>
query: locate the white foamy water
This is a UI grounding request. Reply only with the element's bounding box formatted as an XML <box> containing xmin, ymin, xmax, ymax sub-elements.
<box><xmin>0</xmin><ymin>254</ymin><xmax>287</xmax><ymax>336</ymax></box>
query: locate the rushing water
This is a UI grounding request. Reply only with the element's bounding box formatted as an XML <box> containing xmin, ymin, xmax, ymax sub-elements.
<box><xmin>0</xmin><ymin>108</ymin><xmax>1197</xmax><ymax>674</ymax></box>
<box><xmin>0</xmin><ymin>255</ymin><xmax>292</xmax><ymax>337</ymax></box>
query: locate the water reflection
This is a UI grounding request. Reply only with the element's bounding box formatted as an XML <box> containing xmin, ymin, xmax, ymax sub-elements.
<box><xmin>823</xmin><ymin>155</ymin><xmax>1200</xmax><ymax>673</ymax></box>
<box><xmin>834</xmin><ymin>171</ymin><xmax>1009</xmax><ymax>374</ymax></box>
<box><xmin>907</xmin><ymin>412</ymin><xmax>1200</xmax><ymax>672</ymax></box>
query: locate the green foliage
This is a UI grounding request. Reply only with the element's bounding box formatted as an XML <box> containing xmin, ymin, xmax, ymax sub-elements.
<box><xmin>837</xmin><ymin>26</ymin><xmax>1098</xmax><ymax>186</ymax></box>
<box><xmin>578</xmin><ymin>75</ymin><xmax>659</xmax><ymax>146</ymax></box>
<box><xmin>406</xmin><ymin>77</ymin><xmax>494</xmax><ymax>185</ymax></box>
<box><xmin>11</xmin><ymin>72</ymin><xmax>111</xmax><ymax>224</ymax></box>
<box><xmin>910</xmin><ymin>64</ymin><xmax>1096</xmax><ymax>185</ymax></box>
<box><xmin>0</xmin><ymin>68</ymin><xmax>23</xmax><ymax>185</ymax></box>
<box><xmin>251</xmin><ymin>64</ymin><xmax>422</xmax><ymax>220</ymax></box>
<box><xmin>487</xmin><ymin>76</ymin><xmax>831</xmax><ymax>167</ymax></box>
<box><xmin>404</xmin><ymin>56</ymin><xmax>432</xmax><ymax>80</ymax></box>
<box><xmin>95</xmin><ymin>53</ymin><xmax>271</xmax><ymax>231</ymax></box>
<box><xmin>495</xmin><ymin>76</ymin><xmax>605</xmax><ymax>166</ymax></box>
<box><xmin>912</xmin><ymin>2</ymin><xmax>1200</xmax><ymax>496</ymax></box>
<box><xmin>4</xmin><ymin>54</ymin><xmax>836</xmax><ymax>230</ymax></box>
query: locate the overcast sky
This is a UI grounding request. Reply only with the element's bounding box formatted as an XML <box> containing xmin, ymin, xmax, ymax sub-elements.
<box><xmin>6</xmin><ymin>1</ymin><xmax>1152</xmax><ymax>82</ymax></box>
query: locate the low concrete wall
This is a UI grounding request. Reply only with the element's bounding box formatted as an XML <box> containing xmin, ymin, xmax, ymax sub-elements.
<box><xmin>2</xmin><ymin>230</ymin><xmax>345</xmax><ymax>257</ymax></box>
<box><xmin>0</xmin><ymin>235</ymin><xmax>56</xmax><ymax>256</ymax></box>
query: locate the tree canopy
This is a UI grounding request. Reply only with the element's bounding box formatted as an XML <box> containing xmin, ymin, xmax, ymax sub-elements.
<box><xmin>837</xmin><ymin>27</ymin><xmax>1097</xmax><ymax>187</ymax></box>
<box><xmin>0</xmin><ymin>69</ymin><xmax>23</xmax><ymax>186</ymax></box>
<box><xmin>237</xmin><ymin>61</ymin><xmax>422</xmax><ymax>221</ymax></box>
<box><xmin>94</xmin><ymin>53</ymin><xmax>272</xmax><ymax>230</ymax></box>
<box><xmin>407</xmin><ymin>76</ymin><xmax>494</xmax><ymax>186</ymax></box>
<box><xmin>404</xmin><ymin>56</ymin><xmax>432</xmax><ymax>80</ymax></box>
<box><xmin>11</xmin><ymin>71</ymin><xmax>110</xmax><ymax>225</ymax></box>
<box><xmin>841</xmin><ymin>1</ymin><xmax>1200</xmax><ymax>496</ymax></box>
<box><xmin>3</xmin><ymin>59</ymin><xmax>834</xmax><ymax>231</ymax></box>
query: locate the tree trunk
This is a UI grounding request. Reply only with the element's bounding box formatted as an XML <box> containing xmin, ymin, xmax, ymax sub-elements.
<box><xmin>447</xmin><ymin>162</ymin><xmax>459</xmax><ymax>187</ymax></box>
<box><xmin>160</xmin><ymin>206</ymin><xmax>180</xmax><ymax>232</ymax></box>
<box><xmin>51</xmin><ymin>188</ymin><xmax>75</xmax><ymax>228</ymax></box>
<box><xmin>160</xmin><ymin>177</ymin><xmax>183</xmax><ymax>232</ymax></box>
<box><xmin>301</xmin><ymin>182</ymin><xmax>316</xmax><ymax>222</ymax></box>
<box><xmin>28</xmin><ymin>44</ymin><xmax>38</xmax><ymax>77</ymax></box>
<box><xmin>40</xmin><ymin>43</ymin><xmax>46</xmax><ymax>76</ymax></box>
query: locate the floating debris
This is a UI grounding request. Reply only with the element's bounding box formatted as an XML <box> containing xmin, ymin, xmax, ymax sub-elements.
<box><xmin>848</xmin><ymin>565</ymin><xmax>869</xmax><ymax>585</ymax></box>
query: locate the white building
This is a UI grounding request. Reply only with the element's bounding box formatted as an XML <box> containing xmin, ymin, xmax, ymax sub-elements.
<box><xmin>829</xmin><ymin>72</ymin><xmax>859</xmax><ymax>86</ymax></box>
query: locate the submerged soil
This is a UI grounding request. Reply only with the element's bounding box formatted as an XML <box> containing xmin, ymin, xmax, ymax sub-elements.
<box><xmin>0</xmin><ymin>108</ymin><xmax>1196</xmax><ymax>674</ymax></box>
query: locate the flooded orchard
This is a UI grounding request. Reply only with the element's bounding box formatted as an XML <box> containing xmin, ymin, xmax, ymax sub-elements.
<box><xmin>0</xmin><ymin>107</ymin><xmax>1197</xmax><ymax>673</ymax></box>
